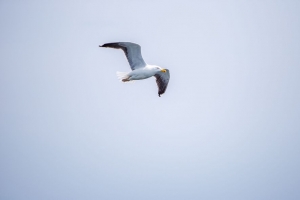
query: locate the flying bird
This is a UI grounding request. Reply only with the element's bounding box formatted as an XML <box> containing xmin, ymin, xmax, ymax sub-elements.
<box><xmin>99</xmin><ymin>42</ymin><xmax>170</xmax><ymax>97</ymax></box>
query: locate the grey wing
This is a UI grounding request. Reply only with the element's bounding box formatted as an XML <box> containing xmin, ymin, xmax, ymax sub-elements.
<box><xmin>100</xmin><ymin>42</ymin><xmax>146</xmax><ymax>70</ymax></box>
<box><xmin>154</xmin><ymin>69</ymin><xmax>170</xmax><ymax>97</ymax></box>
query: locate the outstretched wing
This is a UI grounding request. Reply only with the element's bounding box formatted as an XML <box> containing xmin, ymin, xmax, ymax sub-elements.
<box><xmin>154</xmin><ymin>69</ymin><xmax>170</xmax><ymax>97</ymax></box>
<box><xmin>100</xmin><ymin>42</ymin><xmax>146</xmax><ymax>70</ymax></box>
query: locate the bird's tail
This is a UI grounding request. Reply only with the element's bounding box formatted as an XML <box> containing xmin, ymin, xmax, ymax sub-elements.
<box><xmin>116</xmin><ymin>71</ymin><xmax>131</xmax><ymax>82</ymax></box>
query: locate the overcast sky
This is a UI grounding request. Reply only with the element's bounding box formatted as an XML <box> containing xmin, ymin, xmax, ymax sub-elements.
<box><xmin>1</xmin><ymin>1</ymin><xmax>300</xmax><ymax>199</ymax></box>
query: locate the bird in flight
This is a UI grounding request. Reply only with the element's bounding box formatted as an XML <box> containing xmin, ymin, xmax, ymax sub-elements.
<box><xmin>99</xmin><ymin>42</ymin><xmax>170</xmax><ymax>97</ymax></box>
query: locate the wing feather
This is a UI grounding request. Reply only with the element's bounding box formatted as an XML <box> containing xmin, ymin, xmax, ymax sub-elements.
<box><xmin>100</xmin><ymin>42</ymin><xmax>146</xmax><ymax>70</ymax></box>
<box><xmin>154</xmin><ymin>69</ymin><xmax>170</xmax><ymax>97</ymax></box>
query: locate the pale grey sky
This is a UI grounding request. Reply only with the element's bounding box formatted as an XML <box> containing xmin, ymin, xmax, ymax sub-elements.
<box><xmin>1</xmin><ymin>1</ymin><xmax>300</xmax><ymax>199</ymax></box>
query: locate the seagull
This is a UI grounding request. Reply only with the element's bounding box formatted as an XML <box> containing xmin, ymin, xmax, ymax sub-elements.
<box><xmin>99</xmin><ymin>42</ymin><xmax>170</xmax><ymax>97</ymax></box>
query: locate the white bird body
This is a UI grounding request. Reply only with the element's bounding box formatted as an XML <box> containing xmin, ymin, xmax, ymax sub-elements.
<box><xmin>122</xmin><ymin>65</ymin><xmax>162</xmax><ymax>81</ymax></box>
<box><xmin>100</xmin><ymin>42</ymin><xmax>170</xmax><ymax>97</ymax></box>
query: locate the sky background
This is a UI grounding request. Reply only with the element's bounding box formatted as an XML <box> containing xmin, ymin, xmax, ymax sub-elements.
<box><xmin>1</xmin><ymin>1</ymin><xmax>300</xmax><ymax>199</ymax></box>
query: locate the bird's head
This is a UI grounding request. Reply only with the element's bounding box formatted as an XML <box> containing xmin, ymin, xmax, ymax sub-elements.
<box><xmin>153</xmin><ymin>66</ymin><xmax>167</xmax><ymax>73</ymax></box>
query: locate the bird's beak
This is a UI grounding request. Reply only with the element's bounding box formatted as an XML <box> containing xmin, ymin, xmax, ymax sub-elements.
<box><xmin>161</xmin><ymin>69</ymin><xmax>167</xmax><ymax>73</ymax></box>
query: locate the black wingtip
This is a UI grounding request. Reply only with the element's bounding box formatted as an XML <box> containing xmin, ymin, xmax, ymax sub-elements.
<box><xmin>99</xmin><ymin>43</ymin><xmax>109</xmax><ymax>47</ymax></box>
